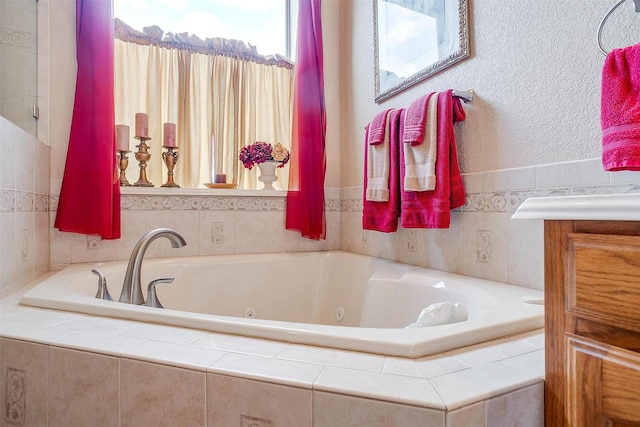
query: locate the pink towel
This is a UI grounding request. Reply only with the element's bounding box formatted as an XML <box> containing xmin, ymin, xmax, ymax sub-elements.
<box><xmin>400</xmin><ymin>90</ymin><xmax>466</xmax><ymax>229</ymax></box>
<box><xmin>601</xmin><ymin>43</ymin><xmax>640</xmax><ymax>171</ymax></box>
<box><xmin>369</xmin><ymin>109</ymin><xmax>391</xmax><ymax>145</ymax></box>
<box><xmin>363</xmin><ymin>109</ymin><xmax>402</xmax><ymax>232</ymax></box>
<box><xmin>402</xmin><ymin>93</ymin><xmax>430</xmax><ymax>145</ymax></box>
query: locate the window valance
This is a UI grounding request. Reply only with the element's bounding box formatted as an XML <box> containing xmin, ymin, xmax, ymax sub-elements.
<box><xmin>113</xmin><ymin>18</ymin><xmax>294</xmax><ymax>69</ymax></box>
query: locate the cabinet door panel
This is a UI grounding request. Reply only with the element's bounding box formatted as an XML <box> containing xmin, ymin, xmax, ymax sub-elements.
<box><xmin>567</xmin><ymin>233</ymin><xmax>640</xmax><ymax>333</ymax></box>
<box><xmin>567</xmin><ymin>335</ymin><xmax>640</xmax><ymax>426</ymax></box>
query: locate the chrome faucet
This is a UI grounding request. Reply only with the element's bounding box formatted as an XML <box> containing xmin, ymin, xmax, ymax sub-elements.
<box><xmin>119</xmin><ymin>228</ymin><xmax>186</xmax><ymax>305</ymax></box>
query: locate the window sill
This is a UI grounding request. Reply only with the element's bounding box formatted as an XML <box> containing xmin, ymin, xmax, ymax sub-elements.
<box><xmin>120</xmin><ymin>187</ymin><xmax>287</xmax><ymax>198</ymax></box>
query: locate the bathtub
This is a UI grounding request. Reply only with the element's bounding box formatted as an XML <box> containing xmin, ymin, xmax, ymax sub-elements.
<box><xmin>20</xmin><ymin>251</ymin><xmax>544</xmax><ymax>358</ymax></box>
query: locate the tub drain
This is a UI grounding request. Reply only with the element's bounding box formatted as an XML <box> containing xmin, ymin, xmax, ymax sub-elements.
<box><xmin>244</xmin><ymin>307</ymin><xmax>257</xmax><ymax>318</ymax></box>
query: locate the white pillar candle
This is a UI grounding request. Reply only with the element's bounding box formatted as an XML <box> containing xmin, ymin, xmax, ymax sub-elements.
<box><xmin>116</xmin><ymin>124</ymin><xmax>129</xmax><ymax>151</ymax></box>
<box><xmin>135</xmin><ymin>113</ymin><xmax>149</xmax><ymax>138</ymax></box>
<box><xmin>163</xmin><ymin>122</ymin><xmax>176</xmax><ymax>147</ymax></box>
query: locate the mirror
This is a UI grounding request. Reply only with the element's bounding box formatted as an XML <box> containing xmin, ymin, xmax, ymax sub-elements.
<box><xmin>0</xmin><ymin>0</ymin><xmax>38</xmax><ymax>136</ymax></box>
<box><xmin>373</xmin><ymin>0</ymin><xmax>469</xmax><ymax>103</ymax></box>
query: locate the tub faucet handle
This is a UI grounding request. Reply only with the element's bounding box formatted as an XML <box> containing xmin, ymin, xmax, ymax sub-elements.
<box><xmin>145</xmin><ymin>277</ymin><xmax>174</xmax><ymax>308</ymax></box>
<box><xmin>91</xmin><ymin>269</ymin><xmax>113</xmax><ymax>301</ymax></box>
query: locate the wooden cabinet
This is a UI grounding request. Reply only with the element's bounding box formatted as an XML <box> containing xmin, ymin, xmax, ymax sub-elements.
<box><xmin>545</xmin><ymin>221</ymin><xmax>640</xmax><ymax>426</ymax></box>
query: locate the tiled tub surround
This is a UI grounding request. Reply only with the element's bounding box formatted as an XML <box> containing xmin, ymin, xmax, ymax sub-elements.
<box><xmin>1</xmin><ymin>277</ymin><xmax>544</xmax><ymax>427</ymax></box>
<box><xmin>49</xmin><ymin>187</ymin><xmax>342</xmax><ymax>271</ymax></box>
<box><xmin>0</xmin><ymin>117</ymin><xmax>50</xmax><ymax>299</ymax></box>
<box><xmin>341</xmin><ymin>158</ymin><xmax>640</xmax><ymax>292</ymax></box>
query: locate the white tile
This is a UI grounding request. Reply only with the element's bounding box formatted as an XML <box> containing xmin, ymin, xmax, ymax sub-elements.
<box><xmin>34</xmin><ymin>141</ymin><xmax>50</xmax><ymax>194</ymax></box>
<box><xmin>14</xmin><ymin>130</ymin><xmax>34</xmax><ymax>192</ymax></box>
<box><xmin>462</xmin><ymin>173</ymin><xmax>483</xmax><ymax>194</ymax></box>
<box><xmin>0</xmin><ymin>213</ymin><xmax>17</xmax><ymax>291</ymax></box>
<box><xmin>51</xmin><ymin>328</ymin><xmax>147</xmax><ymax>356</ymax></box>
<box><xmin>0</xmin><ymin>117</ymin><xmax>16</xmax><ymax>189</ymax></box>
<box><xmin>426</xmin><ymin>213</ymin><xmax>464</xmax><ymax>274</ymax></box>
<box><xmin>191</xmin><ymin>332</ymin><xmax>290</xmax><ymax>356</ymax></box>
<box><xmin>508</xmin><ymin>218</ymin><xmax>544</xmax><ymax>290</ymax></box>
<box><xmin>314</xmin><ymin>366</ymin><xmax>445</xmax><ymax>409</ymax></box>
<box><xmin>428</xmin><ymin>363</ymin><xmax>540</xmax><ymax>410</ymax></box>
<box><xmin>234</xmin><ymin>211</ymin><xmax>274</xmax><ymax>253</ymax></box>
<box><xmin>382</xmin><ymin>356</ymin><xmax>426</xmax><ymax>378</ymax></box>
<box><xmin>69</xmin><ymin>232</ymin><xmax>117</xmax><ymax>264</ymax></box>
<box><xmin>446</xmin><ymin>338</ymin><xmax>539</xmax><ymax>367</ymax></box>
<box><xmin>610</xmin><ymin>169</ymin><xmax>640</xmax><ymax>185</ymax></box>
<box><xmin>118</xmin><ymin>323</ymin><xmax>209</xmax><ymax>345</ymax></box>
<box><xmin>0</xmin><ymin>321</ymin><xmax>77</xmax><ymax>344</ymax></box>
<box><xmin>414</xmin><ymin>354</ymin><xmax>471</xmax><ymax>378</ymax></box>
<box><xmin>198</xmin><ymin>210</ymin><xmax>236</xmax><ymax>255</ymax></box>
<box><xmin>461</xmin><ymin>212</ymin><xmax>509</xmax><ymax>283</ymax></box>
<box><xmin>56</xmin><ymin>314</ymin><xmax>141</xmax><ymax>333</ymax></box>
<box><xmin>499</xmin><ymin>349</ymin><xmax>545</xmax><ymax>379</ymax></box>
<box><xmin>209</xmin><ymin>352</ymin><xmax>324</xmax><ymax>388</ymax></box>
<box><xmin>278</xmin><ymin>344</ymin><xmax>385</xmax><ymax>372</ymax></box>
<box><xmin>517</xmin><ymin>330</ymin><xmax>545</xmax><ymax>349</ymax></box>
<box><xmin>123</xmin><ymin>339</ymin><xmax>226</xmax><ymax>371</ymax></box>
<box><xmin>158</xmin><ymin>209</ymin><xmax>199</xmax><ymax>257</ymax></box>
<box><xmin>484</xmin><ymin>167</ymin><xmax>535</xmax><ymax>192</ymax></box>
<box><xmin>117</xmin><ymin>209</ymin><xmax>160</xmax><ymax>261</ymax></box>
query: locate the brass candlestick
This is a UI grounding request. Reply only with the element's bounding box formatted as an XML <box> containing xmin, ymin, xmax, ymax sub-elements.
<box><xmin>161</xmin><ymin>146</ymin><xmax>180</xmax><ymax>188</ymax></box>
<box><xmin>117</xmin><ymin>150</ymin><xmax>131</xmax><ymax>186</ymax></box>
<box><xmin>133</xmin><ymin>136</ymin><xmax>154</xmax><ymax>187</ymax></box>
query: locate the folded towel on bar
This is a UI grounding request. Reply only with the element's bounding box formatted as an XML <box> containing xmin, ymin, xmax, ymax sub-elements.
<box><xmin>403</xmin><ymin>92</ymin><xmax>439</xmax><ymax>191</ymax></box>
<box><xmin>601</xmin><ymin>42</ymin><xmax>640</xmax><ymax>171</ymax></box>
<box><xmin>368</xmin><ymin>108</ymin><xmax>390</xmax><ymax>145</ymax></box>
<box><xmin>402</xmin><ymin>92</ymin><xmax>431</xmax><ymax>145</ymax></box>
<box><xmin>363</xmin><ymin>109</ymin><xmax>402</xmax><ymax>232</ymax></box>
<box><xmin>400</xmin><ymin>90</ymin><xmax>466</xmax><ymax>229</ymax></box>
<box><xmin>366</xmin><ymin>109</ymin><xmax>393</xmax><ymax>202</ymax></box>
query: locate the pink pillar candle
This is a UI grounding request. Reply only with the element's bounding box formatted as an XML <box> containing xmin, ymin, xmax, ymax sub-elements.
<box><xmin>163</xmin><ymin>122</ymin><xmax>176</xmax><ymax>147</ymax></box>
<box><xmin>116</xmin><ymin>124</ymin><xmax>130</xmax><ymax>151</ymax></box>
<box><xmin>135</xmin><ymin>113</ymin><xmax>149</xmax><ymax>138</ymax></box>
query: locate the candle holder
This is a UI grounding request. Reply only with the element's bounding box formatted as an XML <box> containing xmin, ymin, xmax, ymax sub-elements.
<box><xmin>161</xmin><ymin>146</ymin><xmax>180</xmax><ymax>188</ymax></box>
<box><xmin>133</xmin><ymin>136</ymin><xmax>154</xmax><ymax>187</ymax></box>
<box><xmin>117</xmin><ymin>150</ymin><xmax>132</xmax><ymax>186</ymax></box>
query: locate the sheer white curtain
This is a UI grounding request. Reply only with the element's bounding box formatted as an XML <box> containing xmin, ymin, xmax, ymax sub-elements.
<box><xmin>114</xmin><ymin>37</ymin><xmax>293</xmax><ymax>189</ymax></box>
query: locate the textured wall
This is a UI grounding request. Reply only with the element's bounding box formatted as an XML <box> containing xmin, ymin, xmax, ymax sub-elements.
<box><xmin>340</xmin><ymin>0</ymin><xmax>640</xmax><ymax>185</ymax></box>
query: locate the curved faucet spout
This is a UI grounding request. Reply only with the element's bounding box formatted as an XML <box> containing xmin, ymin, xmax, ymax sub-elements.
<box><xmin>119</xmin><ymin>228</ymin><xmax>187</xmax><ymax>304</ymax></box>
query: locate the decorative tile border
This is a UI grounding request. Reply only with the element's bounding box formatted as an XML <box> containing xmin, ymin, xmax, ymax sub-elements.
<box><xmin>341</xmin><ymin>183</ymin><xmax>640</xmax><ymax>215</ymax></box>
<box><xmin>0</xmin><ymin>189</ymin><xmax>49</xmax><ymax>213</ymax></box>
<box><xmin>0</xmin><ymin>28</ymin><xmax>33</xmax><ymax>48</ymax></box>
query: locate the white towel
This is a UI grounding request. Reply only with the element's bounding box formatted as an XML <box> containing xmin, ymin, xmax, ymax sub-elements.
<box><xmin>403</xmin><ymin>92</ymin><xmax>439</xmax><ymax>192</ymax></box>
<box><xmin>366</xmin><ymin>111</ymin><xmax>393</xmax><ymax>201</ymax></box>
<box><xmin>406</xmin><ymin>302</ymin><xmax>469</xmax><ymax>328</ymax></box>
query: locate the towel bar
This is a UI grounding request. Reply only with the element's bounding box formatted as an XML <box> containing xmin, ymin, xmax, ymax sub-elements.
<box><xmin>452</xmin><ymin>89</ymin><xmax>474</xmax><ymax>103</ymax></box>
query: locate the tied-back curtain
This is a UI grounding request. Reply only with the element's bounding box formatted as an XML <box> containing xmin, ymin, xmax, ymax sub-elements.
<box><xmin>54</xmin><ymin>0</ymin><xmax>120</xmax><ymax>239</ymax></box>
<box><xmin>286</xmin><ymin>0</ymin><xmax>327</xmax><ymax>240</ymax></box>
<box><xmin>114</xmin><ymin>35</ymin><xmax>293</xmax><ymax>189</ymax></box>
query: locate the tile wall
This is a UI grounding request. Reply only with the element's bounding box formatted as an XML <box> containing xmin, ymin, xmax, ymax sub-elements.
<box><xmin>49</xmin><ymin>189</ymin><xmax>342</xmax><ymax>271</ymax></box>
<box><xmin>0</xmin><ymin>116</ymin><xmax>50</xmax><ymax>298</ymax></box>
<box><xmin>341</xmin><ymin>158</ymin><xmax>640</xmax><ymax>291</ymax></box>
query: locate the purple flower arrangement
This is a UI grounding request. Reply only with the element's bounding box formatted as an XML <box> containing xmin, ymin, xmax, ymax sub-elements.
<box><xmin>239</xmin><ymin>141</ymin><xmax>290</xmax><ymax>170</ymax></box>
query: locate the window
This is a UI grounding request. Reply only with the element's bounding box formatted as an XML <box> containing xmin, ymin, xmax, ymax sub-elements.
<box><xmin>113</xmin><ymin>0</ymin><xmax>295</xmax><ymax>189</ymax></box>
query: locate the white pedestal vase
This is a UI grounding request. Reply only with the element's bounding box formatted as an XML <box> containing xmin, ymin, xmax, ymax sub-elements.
<box><xmin>257</xmin><ymin>160</ymin><xmax>280</xmax><ymax>190</ymax></box>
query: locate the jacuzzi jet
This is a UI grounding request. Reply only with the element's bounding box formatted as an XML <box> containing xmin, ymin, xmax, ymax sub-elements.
<box><xmin>336</xmin><ymin>307</ymin><xmax>345</xmax><ymax>322</ymax></box>
<box><xmin>244</xmin><ymin>307</ymin><xmax>257</xmax><ymax>318</ymax></box>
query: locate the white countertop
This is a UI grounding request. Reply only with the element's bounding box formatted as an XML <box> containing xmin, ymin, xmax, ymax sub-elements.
<box><xmin>512</xmin><ymin>193</ymin><xmax>640</xmax><ymax>221</ymax></box>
